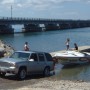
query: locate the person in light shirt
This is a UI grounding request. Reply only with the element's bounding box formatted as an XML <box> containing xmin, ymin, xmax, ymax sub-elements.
<box><xmin>24</xmin><ymin>42</ymin><xmax>30</xmax><ymax>51</ymax></box>
<box><xmin>65</xmin><ymin>38</ymin><xmax>70</xmax><ymax>50</ymax></box>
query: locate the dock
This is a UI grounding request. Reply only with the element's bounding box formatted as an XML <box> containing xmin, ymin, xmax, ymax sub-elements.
<box><xmin>50</xmin><ymin>46</ymin><xmax>90</xmax><ymax>57</ymax></box>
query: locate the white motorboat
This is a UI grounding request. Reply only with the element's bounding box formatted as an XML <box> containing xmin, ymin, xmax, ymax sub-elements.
<box><xmin>53</xmin><ymin>50</ymin><xmax>90</xmax><ymax>66</ymax></box>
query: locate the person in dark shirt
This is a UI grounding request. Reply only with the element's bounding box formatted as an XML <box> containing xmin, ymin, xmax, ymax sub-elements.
<box><xmin>74</xmin><ymin>43</ymin><xmax>78</xmax><ymax>50</ymax></box>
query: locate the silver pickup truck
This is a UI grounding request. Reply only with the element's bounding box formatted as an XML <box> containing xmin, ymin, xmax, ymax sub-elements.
<box><xmin>0</xmin><ymin>51</ymin><xmax>54</xmax><ymax>80</ymax></box>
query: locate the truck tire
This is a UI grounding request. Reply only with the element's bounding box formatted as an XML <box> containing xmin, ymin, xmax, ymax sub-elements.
<box><xmin>17</xmin><ymin>68</ymin><xmax>26</xmax><ymax>80</ymax></box>
<box><xmin>0</xmin><ymin>72</ymin><xmax>6</xmax><ymax>77</ymax></box>
<box><xmin>43</xmin><ymin>67</ymin><xmax>50</xmax><ymax>77</ymax></box>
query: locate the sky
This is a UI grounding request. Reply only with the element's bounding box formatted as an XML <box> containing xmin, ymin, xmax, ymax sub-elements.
<box><xmin>0</xmin><ymin>0</ymin><xmax>90</xmax><ymax>20</ymax></box>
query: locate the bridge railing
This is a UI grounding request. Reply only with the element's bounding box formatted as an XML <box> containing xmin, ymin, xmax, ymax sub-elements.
<box><xmin>0</xmin><ymin>16</ymin><xmax>90</xmax><ymax>24</ymax></box>
<box><xmin>0</xmin><ymin>16</ymin><xmax>70</xmax><ymax>21</ymax></box>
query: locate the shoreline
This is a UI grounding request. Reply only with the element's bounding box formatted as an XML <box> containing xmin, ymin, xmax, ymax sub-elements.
<box><xmin>16</xmin><ymin>79</ymin><xmax>90</xmax><ymax>90</ymax></box>
<box><xmin>0</xmin><ymin>40</ymin><xmax>14</xmax><ymax>57</ymax></box>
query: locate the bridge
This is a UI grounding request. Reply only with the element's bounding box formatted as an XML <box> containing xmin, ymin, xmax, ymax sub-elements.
<box><xmin>0</xmin><ymin>17</ymin><xmax>90</xmax><ymax>34</ymax></box>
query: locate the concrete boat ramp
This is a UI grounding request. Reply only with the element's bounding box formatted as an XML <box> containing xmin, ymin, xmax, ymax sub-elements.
<box><xmin>50</xmin><ymin>46</ymin><xmax>90</xmax><ymax>57</ymax></box>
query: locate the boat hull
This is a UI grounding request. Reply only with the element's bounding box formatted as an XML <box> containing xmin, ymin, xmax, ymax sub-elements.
<box><xmin>53</xmin><ymin>51</ymin><xmax>90</xmax><ymax>66</ymax></box>
<box><xmin>54</xmin><ymin>56</ymin><xmax>89</xmax><ymax>64</ymax></box>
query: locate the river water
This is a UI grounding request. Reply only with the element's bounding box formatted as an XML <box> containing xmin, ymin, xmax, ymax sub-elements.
<box><xmin>0</xmin><ymin>27</ymin><xmax>90</xmax><ymax>81</ymax></box>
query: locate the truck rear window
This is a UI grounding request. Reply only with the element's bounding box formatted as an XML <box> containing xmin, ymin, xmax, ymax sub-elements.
<box><xmin>45</xmin><ymin>53</ymin><xmax>53</xmax><ymax>61</ymax></box>
<box><xmin>38</xmin><ymin>53</ymin><xmax>45</xmax><ymax>61</ymax></box>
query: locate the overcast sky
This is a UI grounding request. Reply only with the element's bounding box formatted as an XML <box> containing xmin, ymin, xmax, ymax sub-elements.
<box><xmin>0</xmin><ymin>0</ymin><xmax>90</xmax><ymax>20</ymax></box>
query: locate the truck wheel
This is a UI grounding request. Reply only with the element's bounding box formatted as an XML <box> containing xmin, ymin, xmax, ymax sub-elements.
<box><xmin>0</xmin><ymin>72</ymin><xmax>6</xmax><ymax>77</ymax></box>
<box><xmin>43</xmin><ymin>67</ymin><xmax>50</xmax><ymax>77</ymax></box>
<box><xmin>17</xmin><ymin>68</ymin><xmax>26</xmax><ymax>80</ymax></box>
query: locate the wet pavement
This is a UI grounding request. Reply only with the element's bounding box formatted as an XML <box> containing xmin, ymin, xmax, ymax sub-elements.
<box><xmin>0</xmin><ymin>63</ymin><xmax>90</xmax><ymax>89</ymax></box>
<box><xmin>0</xmin><ymin>63</ymin><xmax>63</xmax><ymax>89</ymax></box>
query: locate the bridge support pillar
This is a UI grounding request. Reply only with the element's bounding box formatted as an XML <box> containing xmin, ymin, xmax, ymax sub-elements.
<box><xmin>45</xmin><ymin>24</ymin><xmax>60</xmax><ymax>31</ymax></box>
<box><xmin>78</xmin><ymin>22</ymin><xmax>90</xmax><ymax>28</ymax></box>
<box><xmin>23</xmin><ymin>24</ymin><xmax>42</xmax><ymax>32</ymax></box>
<box><xmin>59</xmin><ymin>23</ymin><xmax>71</xmax><ymax>29</ymax></box>
<box><xmin>0</xmin><ymin>24</ymin><xmax>14</xmax><ymax>34</ymax></box>
<box><xmin>70</xmin><ymin>22</ymin><xmax>80</xmax><ymax>28</ymax></box>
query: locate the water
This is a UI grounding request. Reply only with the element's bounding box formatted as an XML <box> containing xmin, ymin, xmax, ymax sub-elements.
<box><xmin>0</xmin><ymin>27</ymin><xmax>90</xmax><ymax>52</ymax></box>
<box><xmin>53</xmin><ymin>64</ymin><xmax>90</xmax><ymax>82</ymax></box>
<box><xmin>0</xmin><ymin>27</ymin><xmax>90</xmax><ymax>81</ymax></box>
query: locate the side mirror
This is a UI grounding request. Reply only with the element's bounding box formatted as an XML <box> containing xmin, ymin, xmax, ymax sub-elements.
<box><xmin>29</xmin><ymin>59</ymin><xmax>34</xmax><ymax>62</ymax></box>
